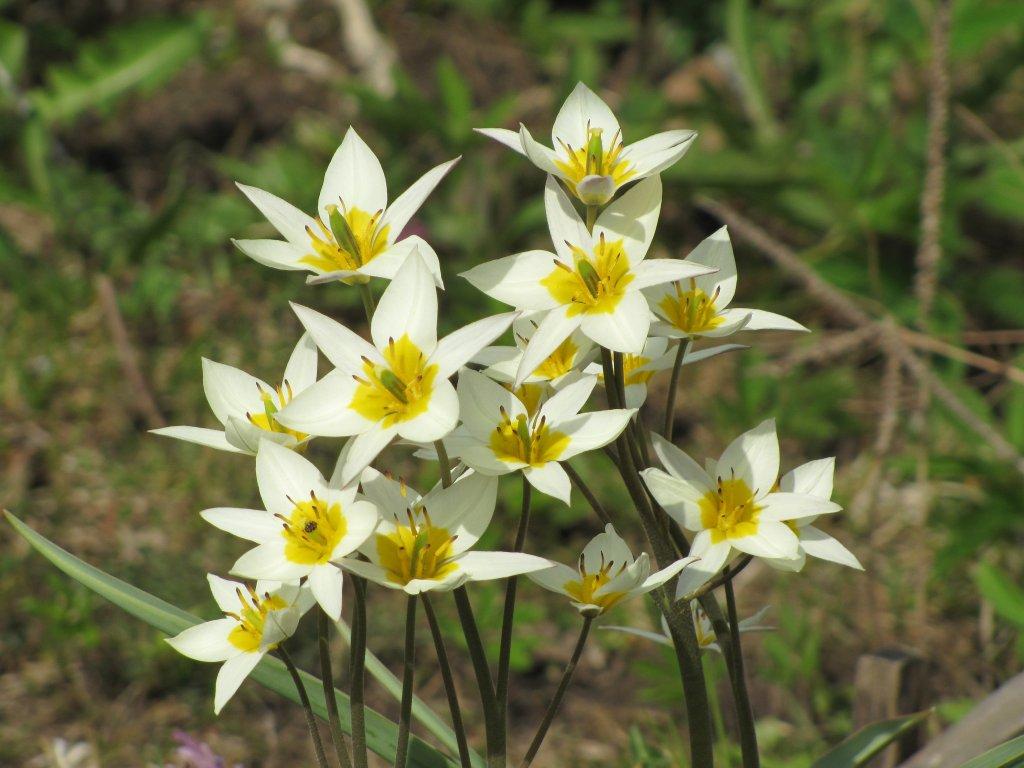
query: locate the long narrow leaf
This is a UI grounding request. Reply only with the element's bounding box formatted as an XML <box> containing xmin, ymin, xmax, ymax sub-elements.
<box><xmin>811</xmin><ymin>710</ymin><xmax>931</xmax><ymax>768</ymax></box>
<box><xmin>5</xmin><ymin>510</ymin><xmax>455</xmax><ymax>768</ymax></box>
<box><xmin>960</xmin><ymin>734</ymin><xmax>1024</xmax><ymax>768</ymax></box>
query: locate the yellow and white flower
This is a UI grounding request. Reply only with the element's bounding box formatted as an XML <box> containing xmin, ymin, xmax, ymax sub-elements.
<box><xmin>337</xmin><ymin>469</ymin><xmax>552</xmax><ymax>594</ymax></box>
<box><xmin>604</xmin><ymin>602</ymin><xmax>771</xmax><ymax>654</ymax></box>
<box><xmin>234</xmin><ymin>128</ymin><xmax>456</xmax><ymax>287</ymax></box>
<box><xmin>647</xmin><ymin>226</ymin><xmax>808</xmax><ymax>340</ymax></box>
<box><xmin>276</xmin><ymin>252</ymin><xmax>518</xmax><ymax>484</ymax></box>
<box><xmin>766</xmin><ymin>457</ymin><xmax>862</xmax><ymax>572</ymax></box>
<box><xmin>477</xmin><ymin>82</ymin><xmax>696</xmax><ymax>205</ymax></box>
<box><xmin>200</xmin><ymin>441</ymin><xmax>379</xmax><ymax>620</ymax></box>
<box><xmin>440</xmin><ymin>370</ymin><xmax>633</xmax><ymax>503</ymax></box>
<box><xmin>641</xmin><ymin>420</ymin><xmax>843</xmax><ymax>582</ymax></box>
<box><xmin>152</xmin><ymin>333</ymin><xmax>318</xmax><ymax>455</ymax></box>
<box><xmin>166</xmin><ymin>575</ymin><xmax>312</xmax><ymax>713</ymax></box>
<box><xmin>461</xmin><ymin>176</ymin><xmax>715</xmax><ymax>386</ymax></box>
<box><xmin>527</xmin><ymin>524</ymin><xmax>697</xmax><ymax>617</ymax></box>
<box><xmin>584</xmin><ymin>337</ymin><xmax>746</xmax><ymax>409</ymax></box>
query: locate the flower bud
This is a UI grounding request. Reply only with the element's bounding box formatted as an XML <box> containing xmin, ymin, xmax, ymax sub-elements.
<box><xmin>576</xmin><ymin>174</ymin><xmax>615</xmax><ymax>206</ymax></box>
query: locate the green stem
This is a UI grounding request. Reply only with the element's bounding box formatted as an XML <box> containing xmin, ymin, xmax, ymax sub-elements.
<box><xmin>359</xmin><ymin>283</ymin><xmax>376</xmax><ymax>321</ymax></box>
<box><xmin>318</xmin><ymin>609</ymin><xmax>353</xmax><ymax>768</ymax></box>
<box><xmin>434</xmin><ymin>440</ymin><xmax>453</xmax><ymax>488</ymax></box>
<box><xmin>664</xmin><ymin>339</ymin><xmax>692</xmax><ymax>441</ymax></box>
<box><xmin>725</xmin><ymin>580</ymin><xmax>760</xmax><ymax>767</ymax></box>
<box><xmin>563</xmin><ymin>462</ymin><xmax>612</xmax><ymax>524</ymax></box>
<box><xmin>497</xmin><ymin>477</ymin><xmax>532</xmax><ymax>725</ymax></box>
<box><xmin>519</xmin><ymin>617</ymin><xmax>594</xmax><ymax>768</ymax></box>
<box><xmin>350</xmin><ymin>576</ymin><xmax>369</xmax><ymax>768</ymax></box>
<box><xmin>453</xmin><ymin>586</ymin><xmax>504</xmax><ymax>767</ymax></box>
<box><xmin>585</xmin><ymin>204</ymin><xmax>598</xmax><ymax>232</ymax></box>
<box><xmin>279</xmin><ymin>645</ymin><xmax>331</xmax><ymax>768</ymax></box>
<box><xmin>422</xmin><ymin>595</ymin><xmax>473</xmax><ymax>768</ymax></box>
<box><xmin>395</xmin><ymin>596</ymin><xmax>418</xmax><ymax>768</ymax></box>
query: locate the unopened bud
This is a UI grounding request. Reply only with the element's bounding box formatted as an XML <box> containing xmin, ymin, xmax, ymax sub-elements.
<box><xmin>576</xmin><ymin>174</ymin><xmax>615</xmax><ymax>206</ymax></box>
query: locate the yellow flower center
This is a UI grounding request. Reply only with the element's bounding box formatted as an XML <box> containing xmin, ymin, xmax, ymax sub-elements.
<box><xmin>553</xmin><ymin>127</ymin><xmax>635</xmax><ymax>201</ymax></box>
<box><xmin>693</xmin><ymin>606</ymin><xmax>715</xmax><ymax>647</ymax></box>
<box><xmin>226</xmin><ymin>585</ymin><xmax>289</xmax><ymax>652</ymax></box>
<box><xmin>350</xmin><ymin>335</ymin><xmax>438</xmax><ymax>426</ymax></box>
<box><xmin>376</xmin><ymin>508</ymin><xmax>459</xmax><ymax>585</ymax></box>
<box><xmin>300</xmin><ymin>206</ymin><xmax>391</xmax><ymax>278</ymax></box>
<box><xmin>540</xmin><ymin>233</ymin><xmax>634</xmax><ymax>316</ymax></box>
<box><xmin>564</xmin><ymin>555</ymin><xmax>628</xmax><ymax>613</ymax></box>
<box><xmin>488</xmin><ymin>410</ymin><xmax>570</xmax><ymax>467</ymax></box>
<box><xmin>657</xmin><ymin>279</ymin><xmax>725</xmax><ymax>336</ymax></box>
<box><xmin>507</xmin><ymin>382</ymin><xmax>547</xmax><ymax>418</ymax></box>
<box><xmin>276</xmin><ymin>493</ymin><xmax>347</xmax><ymax>565</ymax></box>
<box><xmin>247</xmin><ymin>382</ymin><xmax>309</xmax><ymax>445</ymax></box>
<box><xmin>531</xmin><ymin>335</ymin><xmax>580</xmax><ymax>381</ymax></box>
<box><xmin>699</xmin><ymin>476</ymin><xmax>762</xmax><ymax>544</ymax></box>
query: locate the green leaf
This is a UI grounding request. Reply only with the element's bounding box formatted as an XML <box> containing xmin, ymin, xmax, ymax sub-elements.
<box><xmin>0</xmin><ymin>18</ymin><xmax>27</xmax><ymax>80</ymax></box>
<box><xmin>960</xmin><ymin>733</ymin><xmax>1024</xmax><ymax>768</ymax></box>
<box><xmin>812</xmin><ymin>710</ymin><xmax>931</xmax><ymax>767</ymax></box>
<box><xmin>30</xmin><ymin>16</ymin><xmax>211</xmax><ymax>126</ymax></box>
<box><xmin>4</xmin><ymin>510</ymin><xmax>457</xmax><ymax>768</ymax></box>
<box><xmin>975</xmin><ymin>562</ymin><xmax>1024</xmax><ymax>627</ymax></box>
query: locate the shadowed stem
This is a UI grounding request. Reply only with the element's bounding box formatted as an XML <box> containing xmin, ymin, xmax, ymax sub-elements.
<box><xmin>318</xmin><ymin>609</ymin><xmax>353</xmax><ymax>768</ymax></box>
<box><xmin>359</xmin><ymin>283</ymin><xmax>376</xmax><ymax>320</ymax></box>
<box><xmin>453</xmin><ymin>586</ymin><xmax>505</xmax><ymax>767</ymax></box>
<box><xmin>497</xmin><ymin>477</ymin><xmax>532</xmax><ymax>726</ymax></box>
<box><xmin>519</xmin><ymin>617</ymin><xmax>594</xmax><ymax>768</ymax></box>
<box><xmin>350</xmin><ymin>576</ymin><xmax>369</xmax><ymax>768</ymax></box>
<box><xmin>563</xmin><ymin>462</ymin><xmax>612</xmax><ymax>524</ymax></box>
<box><xmin>434</xmin><ymin>440</ymin><xmax>453</xmax><ymax>487</ymax></box>
<box><xmin>725</xmin><ymin>580</ymin><xmax>759</xmax><ymax>767</ymax></box>
<box><xmin>395</xmin><ymin>596</ymin><xmax>418</xmax><ymax>768</ymax></box>
<box><xmin>279</xmin><ymin>644</ymin><xmax>330</xmax><ymax>768</ymax></box>
<box><xmin>664</xmin><ymin>339</ymin><xmax>692</xmax><ymax>440</ymax></box>
<box><xmin>422</xmin><ymin>594</ymin><xmax>473</xmax><ymax>768</ymax></box>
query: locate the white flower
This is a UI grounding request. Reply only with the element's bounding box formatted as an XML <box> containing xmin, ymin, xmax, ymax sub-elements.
<box><xmin>765</xmin><ymin>457</ymin><xmax>862</xmax><ymax>572</ymax></box>
<box><xmin>337</xmin><ymin>469</ymin><xmax>552</xmax><ymax>594</ymax></box>
<box><xmin>276</xmin><ymin>252</ymin><xmax>517</xmax><ymax>484</ymax></box>
<box><xmin>583</xmin><ymin>337</ymin><xmax>746</xmax><ymax>409</ymax></box>
<box><xmin>604</xmin><ymin>603</ymin><xmax>772</xmax><ymax>654</ymax></box>
<box><xmin>647</xmin><ymin>226</ymin><xmax>808</xmax><ymax>339</ymax></box>
<box><xmin>641</xmin><ymin>420</ymin><xmax>843</xmax><ymax>581</ymax></box>
<box><xmin>234</xmin><ymin>128</ymin><xmax>456</xmax><ymax>287</ymax></box>
<box><xmin>477</xmin><ymin>82</ymin><xmax>696</xmax><ymax>205</ymax></box>
<box><xmin>440</xmin><ymin>370</ymin><xmax>633</xmax><ymax>503</ymax></box>
<box><xmin>200</xmin><ymin>441</ymin><xmax>379</xmax><ymax>620</ymax></box>
<box><xmin>472</xmin><ymin>312</ymin><xmax>597</xmax><ymax>389</ymax></box>
<box><xmin>528</xmin><ymin>524</ymin><xmax>697</xmax><ymax>617</ymax></box>
<box><xmin>152</xmin><ymin>333</ymin><xmax>318</xmax><ymax>455</ymax></box>
<box><xmin>461</xmin><ymin>176</ymin><xmax>715</xmax><ymax>386</ymax></box>
<box><xmin>166</xmin><ymin>575</ymin><xmax>312</xmax><ymax>713</ymax></box>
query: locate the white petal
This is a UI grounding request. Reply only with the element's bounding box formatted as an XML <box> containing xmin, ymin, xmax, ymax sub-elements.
<box><xmin>236</xmin><ymin>183</ymin><xmax>317</xmax><ymax>249</ymax></box>
<box><xmin>457</xmin><ymin>368</ymin><xmax>525</xmax><ymax>439</ymax></box>
<box><xmin>630</xmin><ymin>258</ymin><xmax>717</xmax><ymax>290</ymax></box>
<box><xmin>551</xmin><ymin>82</ymin><xmax>620</xmax><ymax>150</ymax></box>
<box><xmin>537</xmin><ymin>374</ymin><xmax>596</xmax><ymax>423</ymax></box>
<box><xmin>693</xmin><ymin>309</ymin><xmax>751</xmax><ymax>339</ymax></box>
<box><xmin>309</xmin><ymin>566</ymin><xmax>345</xmax><ymax>620</ymax></box>
<box><xmin>679</xmin><ymin>535</ymin><xmax>730</xmax><ymax>589</ymax></box>
<box><xmin>333</xmin><ymin>499</ymin><xmax>380</xmax><ymax>558</ymax></box>
<box><xmin>361</xmin><ymin>235</ymin><xmax>445</xmax><ymax>288</ymax></box>
<box><xmin>799</xmin><ymin>526</ymin><xmax>863</xmax><ymax>570</ymax></box>
<box><xmin>202</xmin><ymin>358</ymin><xmax>266</xmax><ymax>425</ymax></box>
<box><xmin>396</xmin><ymin>378</ymin><xmax>458</xmax><ymax>443</ymax></box>
<box><xmin>337</xmin><ymin>557</ymin><xmax>395</xmax><ymax>588</ymax></box>
<box><xmin>624</xmin><ymin>383</ymin><xmax>648</xmax><ymax>409</ymax></box>
<box><xmin>283</xmin><ymin>333</ymin><xmax>319</xmax><ymax>393</ymax></box>
<box><xmin>580</xmin><ymin>292</ymin><xmax>650</xmax><ymax>353</ymax></box>
<box><xmin>730</xmin><ymin>521</ymin><xmax>799</xmax><ymax>559</ymax></box>
<box><xmin>319</xmin><ymin>128</ymin><xmax>387</xmax><ymax>218</ymax></box>
<box><xmin>256</xmin><ymin>440</ymin><xmax>325</xmax><ymax>516</ymax></box>
<box><xmin>291</xmin><ymin>303</ymin><xmax>380</xmax><ymax>373</ymax></box>
<box><xmin>717</xmin><ymin>418</ymin><xmax>779</xmax><ymax>496</ymax></box>
<box><xmin>457</xmin><ymin>551</ymin><xmax>554</xmax><ymax>582</ymax></box>
<box><xmin>201</xmin><ymin>508</ymin><xmax>280</xmax><ymax>543</ymax></box>
<box><xmin>371</xmin><ymin>250</ymin><xmax>437</xmax><ymax>352</ymax></box>
<box><xmin>778</xmin><ymin>457</ymin><xmax>835</xmax><ymax>499</ymax></box>
<box><xmin>233</xmin><ymin>238</ymin><xmax>308</xmax><ymax>272</ymax></box>
<box><xmin>515</xmin><ymin>307</ymin><xmax>582</xmax><ymax>387</ymax></box>
<box><xmin>208</xmin><ymin>574</ymin><xmax>244</xmax><ymax>613</ymax></box>
<box><xmin>641</xmin><ymin>468</ymin><xmax>705</xmax><ymax>531</ymax></box>
<box><xmin>680</xmin><ymin>343</ymin><xmax>747</xmax><ymax>365</ymax></box>
<box><xmin>214</xmin><ymin>652</ymin><xmax>263</xmax><ymax>714</ymax></box>
<box><xmin>594</xmin><ymin>176</ymin><xmax>662</xmax><ymax>264</ymax></box>
<box><xmin>166</xmin><ymin>619</ymin><xmax>237</xmax><ymax>662</ymax></box>
<box><xmin>275</xmin><ymin>370</ymin><xmax>370</xmax><ymax>437</ymax></box>
<box><xmin>223</xmin><ymin>417</ymin><xmax>288</xmax><ymax>455</ymax></box>
<box><xmin>759</xmin><ymin>492</ymin><xmax>841</xmax><ymax>522</ymax></box>
<box><xmin>524</xmin><ymin>462</ymin><xmax>572</xmax><ymax>504</ymax></box>
<box><xmin>359</xmin><ymin>468</ymin><xmax>419</xmax><ymax>517</ymax></box>
<box><xmin>526</xmin><ymin>562</ymin><xmax>578</xmax><ymax>597</ymax></box>
<box><xmin>650</xmin><ymin>433</ymin><xmax>714</xmax><ymax>493</ymax></box>
<box><xmin>150</xmin><ymin>426</ymin><xmax>246</xmax><ymax>454</ymax></box>
<box><xmin>732</xmin><ymin>308</ymin><xmax>809</xmax><ymax>333</ymax></box>
<box><xmin>638</xmin><ymin>556</ymin><xmax>700</xmax><ymax>593</ymax></box>
<box><xmin>460</xmin><ymin>251</ymin><xmax>562</xmax><ymax>311</ymax></box>
<box><xmin>581</xmin><ymin>524</ymin><xmax>634</xmax><ymax>573</ymax></box>
<box><xmin>557</xmin><ymin>410</ymin><xmax>633</xmax><ymax>460</ymax></box>
<box><xmin>545</xmin><ymin>175</ymin><xmax>592</xmax><ymax>262</ymax></box>
<box><xmin>474</xmin><ymin>127</ymin><xmax>528</xmax><ymax>155</ymax></box>
<box><xmin>519</xmin><ymin>125</ymin><xmax>563</xmax><ymax>176</ymax></box>
<box><xmin>381</xmin><ymin>157</ymin><xmax>460</xmax><ymax>242</ymax></box>
<box><xmin>338</xmin><ymin>425</ymin><xmax>400</xmax><ymax>485</ymax></box>
<box><xmin>601</xmin><ymin>625</ymin><xmax>672</xmax><ymax>646</ymax></box>
<box><xmin>232</xmin><ymin>541</ymin><xmax>309</xmax><ymax>581</ymax></box>
<box><xmin>431</xmin><ymin>312</ymin><xmax>518</xmax><ymax>380</ymax></box>
<box><xmin>621</xmin><ymin>129</ymin><xmax>698</xmax><ymax>178</ymax></box>
<box><xmin>687</xmin><ymin>226</ymin><xmax>737</xmax><ymax>307</ymax></box>
<box><xmin>423</xmin><ymin>472</ymin><xmax>498</xmax><ymax>552</ymax></box>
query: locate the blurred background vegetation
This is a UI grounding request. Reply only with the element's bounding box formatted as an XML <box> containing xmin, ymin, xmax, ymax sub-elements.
<box><xmin>2</xmin><ymin>0</ymin><xmax>1023</xmax><ymax>765</ymax></box>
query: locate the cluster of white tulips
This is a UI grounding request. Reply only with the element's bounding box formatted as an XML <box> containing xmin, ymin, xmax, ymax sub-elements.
<box><xmin>156</xmin><ymin>83</ymin><xmax>860</xmax><ymax>768</ymax></box>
